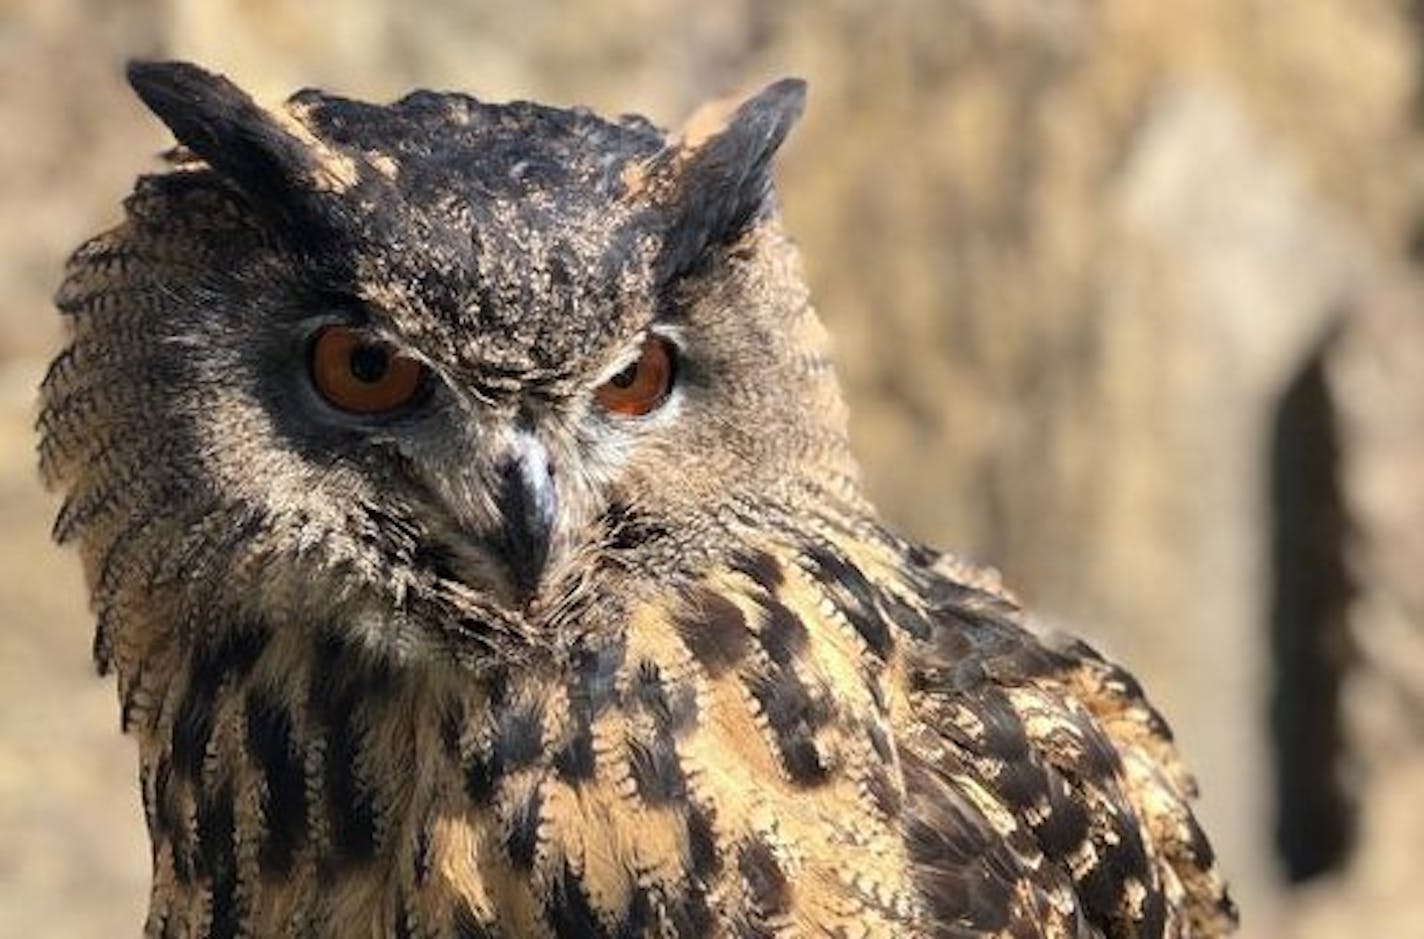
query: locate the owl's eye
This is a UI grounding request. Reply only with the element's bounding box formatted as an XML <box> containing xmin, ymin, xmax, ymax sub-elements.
<box><xmin>595</xmin><ymin>336</ymin><xmax>676</xmax><ymax>417</ymax></box>
<box><xmin>309</xmin><ymin>325</ymin><xmax>427</xmax><ymax>414</ymax></box>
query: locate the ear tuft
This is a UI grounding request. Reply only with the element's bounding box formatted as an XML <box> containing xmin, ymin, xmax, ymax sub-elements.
<box><xmin>126</xmin><ymin>60</ymin><xmax>350</xmax><ymax>212</ymax></box>
<box><xmin>655</xmin><ymin>78</ymin><xmax>807</xmax><ymax>280</ymax></box>
<box><xmin>678</xmin><ymin>77</ymin><xmax>806</xmax><ymax>157</ymax></box>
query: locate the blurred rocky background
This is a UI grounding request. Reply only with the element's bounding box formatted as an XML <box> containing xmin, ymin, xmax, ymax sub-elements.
<box><xmin>2</xmin><ymin>1</ymin><xmax>1422</xmax><ymax>936</ymax></box>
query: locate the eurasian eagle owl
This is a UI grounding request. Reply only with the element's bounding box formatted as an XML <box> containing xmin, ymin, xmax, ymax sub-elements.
<box><xmin>39</xmin><ymin>61</ymin><xmax>1236</xmax><ymax>938</ymax></box>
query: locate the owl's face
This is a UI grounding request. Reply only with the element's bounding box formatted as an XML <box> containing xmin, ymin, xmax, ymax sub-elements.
<box><xmin>83</xmin><ymin>63</ymin><xmax>855</xmax><ymax>640</ymax></box>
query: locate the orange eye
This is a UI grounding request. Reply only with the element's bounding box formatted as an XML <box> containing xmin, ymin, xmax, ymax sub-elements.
<box><xmin>595</xmin><ymin>336</ymin><xmax>676</xmax><ymax>417</ymax></box>
<box><xmin>309</xmin><ymin>325</ymin><xmax>426</xmax><ymax>414</ymax></box>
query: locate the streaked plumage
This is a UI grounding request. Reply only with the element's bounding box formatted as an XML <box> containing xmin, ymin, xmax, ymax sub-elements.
<box><xmin>39</xmin><ymin>61</ymin><xmax>1236</xmax><ymax>938</ymax></box>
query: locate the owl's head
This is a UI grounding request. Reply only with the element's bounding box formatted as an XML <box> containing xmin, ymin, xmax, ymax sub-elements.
<box><xmin>43</xmin><ymin>62</ymin><xmax>862</xmax><ymax>661</ymax></box>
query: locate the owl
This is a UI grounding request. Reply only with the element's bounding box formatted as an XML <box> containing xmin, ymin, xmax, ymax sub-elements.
<box><xmin>39</xmin><ymin>61</ymin><xmax>1236</xmax><ymax>938</ymax></box>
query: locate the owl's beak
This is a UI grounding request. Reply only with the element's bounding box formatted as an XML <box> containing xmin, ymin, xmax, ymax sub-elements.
<box><xmin>492</xmin><ymin>433</ymin><xmax>556</xmax><ymax>604</ymax></box>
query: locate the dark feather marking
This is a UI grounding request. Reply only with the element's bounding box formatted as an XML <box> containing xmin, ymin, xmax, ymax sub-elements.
<box><xmin>631</xmin><ymin>659</ymin><xmax>698</xmax><ymax>736</ymax></box>
<box><xmin>545</xmin><ymin>860</ymin><xmax>608</xmax><ymax>937</ymax></box>
<box><xmin>756</xmin><ymin>597</ymin><xmax>807</xmax><ymax>666</ymax></box>
<box><xmin>308</xmin><ymin>631</ymin><xmax>395</xmax><ymax>864</ymax></box>
<box><xmin>627</xmin><ymin>728</ymin><xmax>687</xmax><ymax>805</ymax></box>
<box><xmin>964</xmin><ymin>686</ymin><xmax>1041</xmax><ymax>803</ymax></box>
<box><xmin>686</xmin><ymin>806</ymin><xmax>721</xmax><ymax>878</ymax></box>
<box><xmin>448</xmin><ymin>690</ymin><xmax>500</xmax><ymax>804</ymax></box>
<box><xmin>738</xmin><ymin>839</ymin><xmax>791</xmax><ymax>918</ymax></box>
<box><xmin>575</xmin><ymin>638</ymin><xmax>625</xmax><ymax>713</ymax></box>
<box><xmin>1088</xmin><ymin>808</ymin><xmax>1161</xmax><ymax>935</ymax></box>
<box><xmin>1074</xmin><ymin>858</ymin><xmax>1121</xmax><ymax>930</ymax></box>
<box><xmin>552</xmin><ymin>720</ymin><xmax>596</xmax><ymax>783</ymax></box>
<box><xmin>1185</xmin><ymin>813</ymin><xmax>1217</xmax><ymax>866</ymax></box>
<box><xmin>319</xmin><ymin>703</ymin><xmax>376</xmax><ymax>862</ymax></box>
<box><xmin>731</xmin><ymin>549</ymin><xmax>784</xmax><ymax>592</ymax></box>
<box><xmin>195</xmin><ymin>781</ymin><xmax>239</xmax><ymax>939</ymax></box>
<box><xmin>804</xmin><ymin>545</ymin><xmax>893</xmax><ymax>659</ymax></box>
<box><xmin>557</xmin><ymin>639</ymin><xmax>625</xmax><ymax>783</ymax></box>
<box><xmin>882</xmin><ymin>594</ymin><xmax>934</xmax><ymax>642</ymax></box>
<box><xmin>617</xmin><ymin>890</ymin><xmax>654</xmax><ymax>939</ymax></box>
<box><xmin>393</xmin><ymin>897</ymin><xmax>414</xmax><ymax>939</ymax></box>
<box><xmin>245</xmin><ymin>689</ymin><xmax>307</xmax><ymax>876</ymax></box>
<box><xmin>412</xmin><ymin>814</ymin><xmax>432</xmax><ymax>885</ymax></box>
<box><xmin>674</xmin><ymin>588</ymin><xmax>750</xmax><ymax>677</ymax></box>
<box><xmin>996</xmin><ymin>759</ymin><xmax>1055</xmax><ymax>827</ymax></box>
<box><xmin>604</xmin><ymin>501</ymin><xmax>672</xmax><ymax>552</ymax></box>
<box><xmin>745</xmin><ymin>668</ymin><xmax>833</xmax><ymax>786</ymax></box>
<box><xmin>171</xmin><ymin>625</ymin><xmax>269</xmax><ymax>782</ymax></box>
<box><xmin>1138</xmin><ymin>876</ymin><xmax>1168</xmax><ymax>938</ymax></box>
<box><xmin>865</xmin><ymin>764</ymin><xmax>903</xmax><ymax>818</ymax></box>
<box><xmin>866</xmin><ymin>719</ymin><xmax>894</xmax><ymax>764</ymax></box>
<box><xmin>664</xmin><ymin>886</ymin><xmax>718</xmax><ymax>939</ymax></box>
<box><xmin>464</xmin><ymin>744</ymin><xmax>502</xmax><ymax>806</ymax></box>
<box><xmin>505</xmin><ymin>781</ymin><xmax>543</xmax><ymax>870</ymax></box>
<box><xmin>867</xmin><ymin>673</ymin><xmax>890</xmax><ymax>715</ymax></box>
<box><xmin>411</xmin><ymin>540</ymin><xmax>461</xmax><ymax>581</ymax></box>
<box><xmin>1032</xmin><ymin>772</ymin><xmax>1092</xmax><ymax>861</ymax></box>
<box><xmin>496</xmin><ymin>699</ymin><xmax>546</xmax><ymax>771</ymax></box>
<box><xmin>470</xmin><ymin>695</ymin><xmax>547</xmax><ymax>807</ymax></box>
<box><xmin>1105</xmin><ymin>809</ymin><xmax>1152</xmax><ymax>881</ymax></box>
<box><xmin>439</xmin><ymin>699</ymin><xmax>465</xmax><ymax>761</ymax></box>
<box><xmin>1075</xmin><ymin>721</ymin><xmax>1124</xmax><ymax>783</ymax></box>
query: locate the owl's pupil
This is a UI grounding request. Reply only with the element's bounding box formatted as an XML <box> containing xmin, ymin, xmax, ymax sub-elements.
<box><xmin>349</xmin><ymin>344</ymin><xmax>390</xmax><ymax>383</ymax></box>
<box><xmin>609</xmin><ymin>363</ymin><xmax>639</xmax><ymax>389</ymax></box>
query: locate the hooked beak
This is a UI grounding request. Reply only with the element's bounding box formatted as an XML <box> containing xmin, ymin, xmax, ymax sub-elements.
<box><xmin>493</xmin><ymin>434</ymin><xmax>556</xmax><ymax>604</ymax></box>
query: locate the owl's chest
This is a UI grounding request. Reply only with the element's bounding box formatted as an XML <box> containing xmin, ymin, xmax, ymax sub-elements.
<box><xmin>410</xmin><ymin>593</ymin><xmax>924</xmax><ymax>936</ymax></box>
<box><xmin>140</xmin><ymin>555</ymin><xmax>926</xmax><ymax>937</ymax></box>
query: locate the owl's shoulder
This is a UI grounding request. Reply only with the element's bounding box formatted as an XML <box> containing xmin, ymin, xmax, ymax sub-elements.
<box><xmin>891</xmin><ymin>546</ymin><xmax>1238</xmax><ymax>936</ymax></box>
